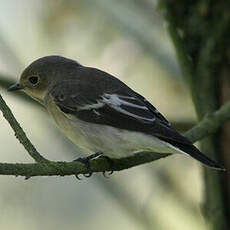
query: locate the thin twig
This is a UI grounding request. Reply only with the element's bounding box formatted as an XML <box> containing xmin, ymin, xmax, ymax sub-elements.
<box><xmin>0</xmin><ymin>93</ymin><xmax>48</xmax><ymax>163</ymax></box>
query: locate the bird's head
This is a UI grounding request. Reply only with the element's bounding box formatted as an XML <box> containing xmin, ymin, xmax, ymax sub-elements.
<box><xmin>8</xmin><ymin>55</ymin><xmax>81</xmax><ymax>104</ymax></box>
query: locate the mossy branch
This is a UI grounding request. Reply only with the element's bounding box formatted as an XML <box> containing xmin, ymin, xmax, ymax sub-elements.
<box><xmin>0</xmin><ymin>92</ymin><xmax>230</xmax><ymax>178</ymax></box>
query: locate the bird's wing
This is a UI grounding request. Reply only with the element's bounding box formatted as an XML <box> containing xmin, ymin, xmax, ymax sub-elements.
<box><xmin>132</xmin><ymin>91</ymin><xmax>170</xmax><ymax>127</ymax></box>
<box><xmin>47</xmin><ymin>77</ymin><xmax>191</xmax><ymax>146</ymax></box>
<box><xmin>46</xmin><ymin>71</ymin><xmax>224</xmax><ymax>170</ymax></box>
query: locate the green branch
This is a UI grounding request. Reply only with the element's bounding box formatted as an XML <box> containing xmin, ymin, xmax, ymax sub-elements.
<box><xmin>0</xmin><ymin>154</ymin><xmax>170</xmax><ymax>178</ymax></box>
<box><xmin>184</xmin><ymin>100</ymin><xmax>230</xmax><ymax>142</ymax></box>
<box><xmin>0</xmin><ymin>93</ymin><xmax>48</xmax><ymax>163</ymax></box>
<box><xmin>0</xmin><ymin>92</ymin><xmax>230</xmax><ymax>178</ymax></box>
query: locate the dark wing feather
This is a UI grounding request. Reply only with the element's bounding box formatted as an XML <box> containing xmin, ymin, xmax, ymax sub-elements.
<box><xmin>133</xmin><ymin>92</ymin><xmax>171</xmax><ymax>127</ymax></box>
<box><xmin>49</xmin><ymin>78</ymin><xmax>190</xmax><ymax>146</ymax></box>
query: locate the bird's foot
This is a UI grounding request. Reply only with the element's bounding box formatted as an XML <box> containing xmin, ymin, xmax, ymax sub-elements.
<box><xmin>100</xmin><ymin>156</ymin><xmax>114</xmax><ymax>178</ymax></box>
<box><xmin>74</xmin><ymin>152</ymin><xmax>102</xmax><ymax>179</ymax></box>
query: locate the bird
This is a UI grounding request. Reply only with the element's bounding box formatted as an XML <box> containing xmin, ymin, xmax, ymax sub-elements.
<box><xmin>8</xmin><ymin>55</ymin><xmax>225</xmax><ymax>172</ymax></box>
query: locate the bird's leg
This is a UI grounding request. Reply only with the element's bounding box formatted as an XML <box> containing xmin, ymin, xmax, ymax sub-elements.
<box><xmin>73</xmin><ymin>152</ymin><xmax>102</xmax><ymax>162</ymax></box>
<box><xmin>99</xmin><ymin>156</ymin><xmax>114</xmax><ymax>178</ymax></box>
<box><xmin>74</xmin><ymin>152</ymin><xmax>102</xmax><ymax>178</ymax></box>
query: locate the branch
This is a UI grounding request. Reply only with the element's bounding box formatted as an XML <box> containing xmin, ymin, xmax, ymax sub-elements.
<box><xmin>0</xmin><ymin>93</ymin><xmax>48</xmax><ymax>163</ymax></box>
<box><xmin>0</xmin><ymin>91</ymin><xmax>230</xmax><ymax>177</ymax></box>
<box><xmin>184</xmin><ymin>100</ymin><xmax>230</xmax><ymax>142</ymax></box>
<box><xmin>0</xmin><ymin>153</ymin><xmax>170</xmax><ymax>178</ymax></box>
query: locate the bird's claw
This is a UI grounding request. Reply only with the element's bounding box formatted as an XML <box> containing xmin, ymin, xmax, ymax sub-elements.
<box><xmin>73</xmin><ymin>152</ymin><xmax>102</xmax><ymax>179</ymax></box>
<box><xmin>73</xmin><ymin>153</ymin><xmax>114</xmax><ymax>179</ymax></box>
<box><xmin>100</xmin><ymin>156</ymin><xmax>114</xmax><ymax>178</ymax></box>
<box><xmin>75</xmin><ymin>174</ymin><xmax>83</xmax><ymax>180</ymax></box>
<box><xmin>102</xmin><ymin>170</ymin><xmax>114</xmax><ymax>178</ymax></box>
<box><xmin>84</xmin><ymin>172</ymin><xmax>93</xmax><ymax>178</ymax></box>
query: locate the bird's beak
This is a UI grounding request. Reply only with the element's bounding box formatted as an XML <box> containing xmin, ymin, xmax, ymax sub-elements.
<box><xmin>8</xmin><ymin>83</ymin><xmax>24</xmax><ymax>92</ymax></box>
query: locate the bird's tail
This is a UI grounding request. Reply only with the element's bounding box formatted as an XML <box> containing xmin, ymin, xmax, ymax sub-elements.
<box><xmin>168</xmin><ymin>141</ymin><xmax>225</xmax><ymax>170</ymax></box>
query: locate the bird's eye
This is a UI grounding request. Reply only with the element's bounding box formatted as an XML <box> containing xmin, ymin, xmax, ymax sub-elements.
<box><xmin>28</xmin><ymin>76</ymin><xmax>39</xmax><ymax>85</ymax></box>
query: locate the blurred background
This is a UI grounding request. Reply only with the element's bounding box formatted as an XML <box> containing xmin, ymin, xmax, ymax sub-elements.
<box><xmin>0</xmin><ymin>1</ymin><xmax>208</xmax><ymax>229</ymax></box>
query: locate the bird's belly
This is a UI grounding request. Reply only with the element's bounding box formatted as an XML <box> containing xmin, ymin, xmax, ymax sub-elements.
<box><xmin>47</xmin><ymin>103</ymin><xmax>176</xmax><ymax>158</ymax></box>
<box><xmin>50</xmin><ymin>112</ymin><xmax>142</xmax><ymax>157</ymax></box>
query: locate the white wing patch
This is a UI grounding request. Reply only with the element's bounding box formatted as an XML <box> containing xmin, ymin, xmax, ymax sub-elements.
<box><xmin>77</xmin><ymin>93</ymin><xmax>155</xmax><ymax>122</ymax></box>
<box><xmin>102</xmin><ymin>94</ymin><xmax>148</xmax><ymax>110</ymax></box>
<box><xmin>78</xmin><ymin>101</ymin><xmax>104</xmax><ymax>110</ymax></box>
<box><xmin>76</xmin><ymin>93</ymin><xmax>155</xmax><ymax>122</ymax></box>
<box><xmin>102</xmin><ymin>94</ymin><xmax>155</xmax><ymax>122</ymax></box>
